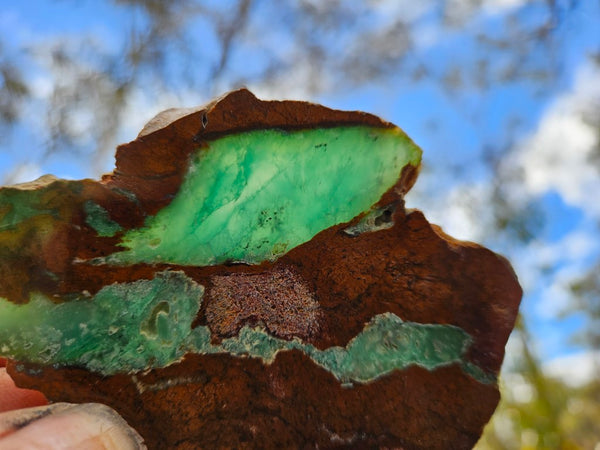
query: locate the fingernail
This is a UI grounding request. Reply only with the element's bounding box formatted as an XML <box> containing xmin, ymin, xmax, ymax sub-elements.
<box><xmin>0</xmin><ymin>402</ymin><xmax>146</xmax><ymax>449</ymax></box>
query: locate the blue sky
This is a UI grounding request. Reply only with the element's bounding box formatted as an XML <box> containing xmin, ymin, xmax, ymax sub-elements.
<box><xmin>1</xmin><ymin>0</ymin><xmax>599</xmax><ymax>380</ymax></box>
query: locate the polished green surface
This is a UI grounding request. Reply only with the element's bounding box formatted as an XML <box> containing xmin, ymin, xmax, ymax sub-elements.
<box><xmin>307</xmin><ymin>313</ymin><xmax>472</xmax><ymax>383</ymax></box>
<box><xmin>0</xmin><ymin>190</ymin><xmax>50</xmax><ymax>231</ymax></box>
<box><xmin>0</xmin><ymin>180</ymin><xmax>67</xmax><ymax>232</ymax></box>
<box><xmin>0</xmin><ymin>272</ymin><xmax>492</xmax><ymax>384</ymax></box>
<box><xmin>0</xmin><ymin>272</ymin><xmax>204</xmax><ymax>374</ymax></box>
<box><xmin>84</xmin><ymin>201</ymin><xmax>123</xmax><ymax>237</ymax></box>
<box><xmin>210</xmin><ymin>312</ymin><xmax>480</xmax><ymax>384</ymax></box>
<box><xmin>104</xmin><ymin>126</ymin><xmax>421</xmax><ymax>266</ymax></box>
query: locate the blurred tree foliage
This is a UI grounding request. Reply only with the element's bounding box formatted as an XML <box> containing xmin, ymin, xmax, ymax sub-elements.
<box><xmin>1</xmin><ymin>0</ymin><xmax>599</xmax><ymax>448</ymax></box>
<box><xmin>476</xmin><ymin>317</ymin><xmax>600</xmax><ymax>449</ymax></box>
<box><xmin>569</xmin><ymin>254</ymin><xmax>600</xmax><ymax>350</ymax></box>
<box><xmin>0</xmin><ymin>0</ymin><xmax>585</xmax><ymax>173</ymax></box>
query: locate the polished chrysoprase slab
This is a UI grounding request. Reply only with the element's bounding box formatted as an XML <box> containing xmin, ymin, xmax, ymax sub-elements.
<box><xmin>105</xmin><ymin>126</ymin><xmax>420</xmax><ymax>266</ymax></box>
<box><xmin>1</xmin><ymin>89</ymin><xmax>521</xmax><ymax>449</ymax></box>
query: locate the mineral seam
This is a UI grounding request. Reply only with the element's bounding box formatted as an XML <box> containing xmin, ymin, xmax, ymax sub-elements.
<box><xmin>0</xmin><ymin>271</ymin><xmax>492</xmax><ymax>384</ymax></box>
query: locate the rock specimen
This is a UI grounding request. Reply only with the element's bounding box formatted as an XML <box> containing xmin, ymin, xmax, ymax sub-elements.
<box><xmin>0</xmin><ymin>89</ymin><xmax>522</xmax><ymax>449</ymax></box>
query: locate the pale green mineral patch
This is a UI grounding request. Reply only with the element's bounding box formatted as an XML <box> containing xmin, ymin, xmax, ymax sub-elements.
<box><xmin>305</xmin><ymin>313</ymin><xmax>472</xmax><ymax>383</ymax></box>
<box><xmin>84</xmin><ymin>201</ymin><xmax>123</xmax><ymax>237</ymax></box>
<box><xmin>0</xmin><ymin>271</ymin><xmax>204</xmax><ymax>374</ymax></box>
<box><xmin>103</xmin><ymin>126</ymin><xmax>421</xmax><ymax>266</ymax></box>
<box><xmin>191</xmin><ymin>313</ymin><xmax>481</xmax><ymax>384</ymax></box>
<box><xmin>0</xmin><ymin>185</ymin><xmax>57</xmax><ymax>231</ymax></box>
<box><xmin>0</xmin><ymin>272</ymin><xmax>493</xmax><ymax>384</ymax></box>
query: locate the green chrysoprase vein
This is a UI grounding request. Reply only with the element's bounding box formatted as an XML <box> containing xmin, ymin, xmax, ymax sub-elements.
<box><xmin>84</xmin><ymin>200</ymin><xmax>123</xmax><ymax>237</ymax></box>
<box><xmin>0</xmin><ymin>272</ymin><xmax>203</xmax><ymax>374</ymax></box>
<box><xmin>105</xmin><ymin>126</ymin><xmax>421</xmax><ymax>266</ymax></box>
<box><xmin>0</xmin><ymin>272</ymin><xmax>493</xmax><ymax>384</ymax></box>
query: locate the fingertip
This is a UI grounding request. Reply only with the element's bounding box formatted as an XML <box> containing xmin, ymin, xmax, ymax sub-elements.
<box><xmin>0</xmin><ymin>368</ymin><xmax>48</xmax><ymax>413</ymax></box>
<box><xmin>0</xmin><ymin>403</ymin><xmax>146</xmax><ymax>449</ymax></box>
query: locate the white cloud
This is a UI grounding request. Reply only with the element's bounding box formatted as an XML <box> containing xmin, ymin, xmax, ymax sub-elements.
<box><xmin>251</xmin><ymin>55</ymin><xmax>330</xmax><ymax>101</ymax></box>
<box><xmin>481</xmin><ymin>0</ymin><xmax>531</xmax><ymax>16</ymax></box>
<box><xmin>517</xmin><ymin>63</ymin><xmax>600</xmax><ymax>218</ymax></box>
<box><xmin>368</xmin><ymin>0</ymin><xmax>435</xmax><ymax>23</ymax></box>
<box><xmin>533</xmin><ymin>266</ymin><xmax>582</xmax><ymax>319</ymax></box>
<box><xmin>543</xmin><ymin>351</ymin><xmax>600</xmax><ymax>387</ymax></box>
<box><xmin>428</xmin><ymin>182</ymin><xmax>490</xmax><ymax>242</ymax></box>
<box><xmin>503</xmin><ymin>346</ymin><xmax>599</xmax><ymax>392</ymax></box>
<box><xmin>513</xmin><ymin>228</ymin><xmax>599</xmax><ymax>292</ymax></box>
<box><xmin>28</xmin><ymin>73</ymin><xmax>53</xmax><ymax>99</ymax></box>
<box><xmin>1</xmin><ymin>163</ymin><xmax>43</xmax><ymax>185</ymax></box>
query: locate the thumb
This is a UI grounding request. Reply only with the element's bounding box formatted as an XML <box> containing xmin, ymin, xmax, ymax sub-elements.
<box><xmin>0</xmin><ymin>403</ymin><xmax>146</xmax><ymax>450</ymax></box>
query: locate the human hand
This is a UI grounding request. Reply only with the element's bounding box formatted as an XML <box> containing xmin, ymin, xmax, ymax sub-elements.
<box><xmin>0</xmin><ymin>358</ymin><xmax>146</xmax><ymax>449</ymax></box>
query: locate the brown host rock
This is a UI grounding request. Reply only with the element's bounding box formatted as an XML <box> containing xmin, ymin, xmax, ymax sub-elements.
<box><xmin>0</xmin><ymin>89</ymin><xmax>521</xmax><ymax>449</ymax></box>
